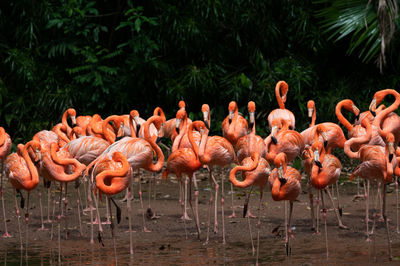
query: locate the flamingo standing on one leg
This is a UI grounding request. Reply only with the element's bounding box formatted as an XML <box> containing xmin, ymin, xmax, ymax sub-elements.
<box><xmin>0</xmin><ymin>127</ymin><xmax>12</xmax><ymax>237</ymax></box>
<box><xmin>269</xmin><ymin>153</ymin><xmax>301</xmax><ymax>257</ymax></box>
<box><xmin>267</xmin><ymin>81</ymin><xmax>295</xmax><ymax>130</ymax></box>
<box><xmin>230</xmin><ymin>152</ymin><xmax>271</xmax><ymax>265</ymax></box>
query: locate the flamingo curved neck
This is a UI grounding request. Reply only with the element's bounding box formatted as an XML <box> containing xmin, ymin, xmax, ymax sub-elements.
<box><xmin>62</xmin><ymin>110</ymin><xmax>73</xmax><ymax>136</ymax></box>
<box><xmin>22</xmin><ymin>142</ymin><xmax>40</xmax><ymax>190</ymax></box>
<box><xmin>96</xmin><ymin>152</ymin><xmax>130</xmax><ymax>195</ymax></box>
<box><xmin>275</xmin><ymin>81</ymin><xmax>287</xmax><ymax>109</ymax></box>
<box><xmin>335</xmin><ymin>102</ymin><xmax>353</xmax><ymax>132</ymax></box>
<box><xmin>373</xmin><ymin>90</ymin><xmax>400</xmax><ymax>138</ymax></box>
<box><xmin>199</xmin><ymin>129</ymin><xmax>210</xmax><ymax>164</ymax></box>
<box><xmin>310</xmin><ymin>108</ymin><xmax>316</xmax><ymax>127</ymax></box>
<box><xmin>103</xmin><ymin>116</ymin><xmax>118</xmax><ymax>144</ymax></box>
<box><xmin>49</xmin><ymin>143</ymin><xmax>85</xmax><ymax>182</ymax></box>
<box><xmin>0</xmin><ymin>127</ymin><xmax>5</xmax><ymax>146</ymax></box>
<box><xmin>229</xmin><ymin>154</ymin><xmax>259</xmax><ymax>188</ymax></box>
<box><xmin>271</xmin><ymin>177</ymin><xmax>286</xmax><ymax>201</ymax></box>
<box><xmin>144</xmin><ymin>116</ymin><xmax>164</xmax><ymax>172</ymax></box>
<box><xmin>188</xmin><ymin>122</ymin><xmax>199</xmax><ymax>159</ymax></box>
<box><xmin>344</xmin><ymin>120</ymin><xmax>372</xmax><ymax>159</ymax></box>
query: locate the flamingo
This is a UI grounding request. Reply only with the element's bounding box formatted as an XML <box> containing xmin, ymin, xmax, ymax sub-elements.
<box><xmin>268</xmin><ymin>152</ymin><xmax>301</xmax><ymax>256</ymax></box>
<box><xmin>162</xmin><ymin>121</ymin><xmax>203</xmax><ymax>239</ymax></box>
<box><xmin>310</xmin><ymin>139</ymin><xmax>347</xmax><ymax>259</ymax></box>
<box><xmin>93</xmin><ymin>151</ymin><xmax>132</xmax><ymax>260</ymax></box>
<box><xmin>264</xmin><ymin>118</ymin><xmax>304</xmax><ymax>163</ymax></box>
<box><xmin>4</xmin><ymin>140</ymin><xmax>41</xmax><ymax>250</ymax></box>
<box><xmin>267</xmin><ymin>81</ymin><xmax>295</xmax><ymax>130</ymax></box>
<box><xmin>221</xmin><ymin>101</ymin><xmax>248</xmax><ymax>146</ymax></box>
<box><xmin>86</xmin><ymin>114</ymin><xmax>164</xmax><ymax>241</ymax></box>
<box><xmin>235</xmin><ymin>101</ymin><xmax>267</xmax><ymax>219</ymax></box>
<box><xmin>344</xmin><ymin>117</ymin><xmax>396</xmax><ymax>260</ymax></box>
<box><xmin>301</xmin><ymin>145</ymin><xmax>316</xmax><ymax>231</ymax></box>
<box><xmin>171</xmin><ymin>109</ymin><xmax>200</xmax><ymax>152</ymax></box>
<box><xmin>0</xmin><ymin>127</ymin><xmax>12</xmax><ymax>237</ymax></box>
<box><xmin>307</xmin><ymin>100</ymin><xmax>316</xmax><ymax>127</ymax></box>
<box><xmin>194</xmin><ymin>120</ymin><xmax>236</xmax><ymax>244</ymax></box>
<box><xmin>229</xmin><ymin>152</ymin><xmax>271</xmax><ymax>264</ymax></box>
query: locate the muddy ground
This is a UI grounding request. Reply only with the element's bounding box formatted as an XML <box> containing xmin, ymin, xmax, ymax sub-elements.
<box><xmin>0</xmin><ymin>168</ymin><xmax>400</xmax><ymax>265</ymax></box>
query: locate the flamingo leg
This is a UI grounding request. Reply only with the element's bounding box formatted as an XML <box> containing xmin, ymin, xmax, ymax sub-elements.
<box><xmin>1</xmin><ymin>166</ymin><xmax>11</xmax><ymax>237</ymax></box>
<box><xmin>228</xmin><ymin>183</ymin><xmax>236</xmax><ymax>218</ymax></box>
<box><xmin>87</xmin><ymin>178</ymin><xmax>94</xmax><ymax>244</ymax></box>
<box><xmin>307</xmin><ymin>179</ymin><xmax>315</xmax><ymax>231</ymax></box>
<box><xmin>45</xmin><ymin>185</ymin><xmax>52</xmax><ymax>223</ymax></box>
<box><xmin>325</xmin><ymin>188</ymin><xmax>347</xmax><ymax>229</ymax></box>
<box><xmin>107</xmin><ymin>197</ymin><xmax>118</xmax><ymax>265</ymax></box>
<box><xmin>77</xmin><ymin>193</ymin><xmax>83</xmax><ymax>237</ymax></box>
<box><xmin>211</xmin><ymin>169</ymin><xmax>219</xmax><ymax>234</ymax></box>
<box><xmin>316</xmin><ymin>190</ymin><xmax>320</xmax><ymax>234</ymax></box>
<box><xmin>365</xmin><ymin>179</ymin><xmax>371</xmax><ymax>241</ymax></box>
<box><xmin>377</xmin><ymin>182</ymin><xmax>383</xmax><ymax>221</ymax></box>
<box><xmin>13</xmin><ymin>189</ymin><xmax>22</xmax><ymax>250</ymax></box>
<box><xmin>284</xmin><ymin>201</ymin><xmax>290</xmax><ymax>257</ymax></box>
<box><xmin>256</xmin><ymin>191</ymin><xmax>263</xmax><ymax>265</ymax></box>
<box><xmin>64</xmin><ymin>183</ymin><xmax>69</xmax><ymax>239</ymax></box>
<box><xmin>90</xmin><ymin>179</ymin><xmax>104</xmax><ymax>245</ymax></box>
<box><xmin>382</xmin><ymin>184</ymin><xmax>393</xmax><ymax>260</ymax></box>
<box><xmin>221</xmin><ymin>174</ymin><xmax>226</xmax><ymax>244</ymax></box>
<box><xmin>321</xmin><ymin>191</ymin><xmax>329</xmax><ymax>259</ymax></box>
<box><xmin>50</xmin><ymin>194</ymin><xmax>56</xmax><ymax>241</ymax></box>
<box><xmin>149</xmin><ymin>173</ymin><xmax>160</xmax><ymax>219</ymax></box>
<box><xmin>38</xmin><ymin>191</ymin><xmax>47</xmax><ymax>231</ymax></box>
<box><xmin>205</xmin><ymin>169</ymin><xmax>214</xmax><ymax>244</ymax></box>
<box><xmin>138</xmin><ymin>174</ymin><xmax>150</xmax><ymax>232</ymax></box>
<box><xmin>335</xmin><ymin>181</ymin><xmax>342</xmax><ymax>217</ymax></box>
<box><xmin>103</xmin><ymin>199</ymin><xmax>111</xmax><ymax>225</ymax></box>
<box><xmin>246</xmin><ymin>202</ymin><xmax>255</xmax><ymax>255</ymax></box>
<box><xmin>396</xmin><ymin>176</ymin><xmax>399</xmax><ymax>234</ymax></box>
<box><xmin>188</xmin><ymin>174</ymin><xmax>201</xmax><ymax>240</ymax></box>
<box><xmin>127</xmin><ymin>187</ymin><xmax>134</xmax><ymax>255</ymax></box>
<box><xmin>25</xmin><ymin>192</ymin><xmax>30</xmax><ymax>260</ymax></box>
<box><xmin>183</xmin><ymin>177</ymin><xmax>188</xmax><ymax>239</ymax></box>
<box><xmin>57</xmin><ymin>210</ymin><xmax>61</xmax><ymax>264</ymax></box>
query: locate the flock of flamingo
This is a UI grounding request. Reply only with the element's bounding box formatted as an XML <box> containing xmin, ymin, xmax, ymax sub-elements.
<box><xmin>0</xmin><ymin>81</ymin><xmax>399</xmax><ymax>264</ymax></box>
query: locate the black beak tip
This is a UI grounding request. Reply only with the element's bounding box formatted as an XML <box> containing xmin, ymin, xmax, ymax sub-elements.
<box><xmin>72</xmin><ymin>123</ymin><xmax>77</xmax><ymax>128</ymax></box>
<box><xmin>205</xmin><ymin>122</ymin><xmax>210</xmax><ymax>130</ymax></box>
<box><xmin>272</xmin><ymin>136</ymin><xmax>278</xmax><ymax>145</ymax></box>
<box><xmin>315</xmin><ymin>161</ymin><xmax>323</xmax><ymax>169</ymax></box>
<box><xmin>249</xmin><ymin>122</ymin><xmax>254</xmax><ymax>130</ymax></box>
<box><xmin>389</xmin><ymin>154</ymin><xmax>394</xmax><ymax>162</ymax></box>
<box><xmin>115</xmin><ymin>136</ymin><xmax>123</xmax><ymax>142</ymax></box>
<box><xmin>355</xmin><ymin>114</ymin><xmax>360</xmax><ymax>121</ymax></box>
<box><xmin>369</xmin><ymin>110</ymin><xmax>376</xmax><ymax>117</ymax></box>
<box><xmin>156</xmin><ymin>136</ymin><xmax>162</xmax><ymax>144</ymax></box>
<box><xmin>324</xmin><ymin>140</ymin><xmax>328</xmax><ymax>149</ymax></box>
<box><xmin>279</xmin><ymin>178</ymin><xmax>287</xmax><ymax>186</ymax></box>
<box><xmin>176</xmin><ymin>127</ymin><xmax>180</xmax><ymax>135</ymax></box>
<box><xmin>228</xmin><ymin>118</ymin><xmax>232</xmax><ymax>124</ymax></box>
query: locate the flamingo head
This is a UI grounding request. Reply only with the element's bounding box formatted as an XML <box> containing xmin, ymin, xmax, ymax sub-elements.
<box><xmin>386</xmin><ymin>133</ymin><xmax>395</xmax><ymax>162</ymax></box>
<box><xmin>248</xmin><ymin>101</ymin><xmax>255</xmax><ymax>130</ymax></box>
<box><xmin>301</xmin><ymin>145</ymin><xmax>313</xmax><ymax>160</ymax></box>
<box><xmin>307</xmin><ymin>100</ymin><xmax>315</xmax><ymax>118</ymax></box>
<box><xmin>274</xmin><ymin>153</ymin><xmax>287</xmax><ymax>186</ymax></box>
<box><xmin>316</xmin><ymin>124</ymin><xmax>328</xmax><ymax>148</ymax></box>
<box><xmin>67</xmin><ymin>108</ymin><xmax>77</xmax><ymax>127</ymax></box>
<box><xmin>228</xmin><ymin>101</ymin><xmax>237</xmax><ymax>123</ymax></box>
<box><xmin>311</xmin><ymin>140</ymin><xmax>323</xmax><ymax>169</ymax></box>
<box><xmin>201</xmin><ymin>104</ymin><xmax>210</xmax><ymax>129</ymax></box>
<box><xmin>175</xmin><ymin>109</ymin><xmax>187</xmax><ymax>135</ymax></box>
<box><xmin>178</xmin><ymin>100</ymin><xmax>186</xmax><ymax>110</ymax></box>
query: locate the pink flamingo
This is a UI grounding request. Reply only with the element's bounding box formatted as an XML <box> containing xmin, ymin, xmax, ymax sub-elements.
<box><xmin>267</xmin><ymin>81</ymin><xmax>295</xmax><ymax>130</ymax></box>
<box><xmin>0</xmin><ymin>127</ymin><xmax>12</xmax><ymax>237</ymax></box>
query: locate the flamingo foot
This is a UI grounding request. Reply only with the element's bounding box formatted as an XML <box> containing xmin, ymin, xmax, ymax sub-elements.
<box><xmin>228</xmin><ymin>212</ymin><xmax>236</xmax><ymax>219</ymax></box>
<box><xmin>37</xmin><ymin>226</ymin><xmax>48</xmax><ymax>231</ymax></box>
<box><xmin>44</xmin><ymin>219</ymin><xmax>52</xmax><ymax>223</ymax></box>
<box><xmin>83</xmin><ymin>206</ymin><xmax>96</xmax><ymax>212</ymax></box>
<box><xmin>352</xmin><ymin>194</ymin><xmax>365</xmax><ymax>202</ymax></box>
<box><xmin>338</xmin><ymin>224</ymin><xmax>348</xmax><ymax>230</ymax></box>
<box><xmin>125</xmin><ymin>229</ymin><xmax>137</xmax><ymax>233</ymax></box>
<box><xmin>150</xmin><ymin>213</ymin><xmax>160</xmax><ymax>220</ymax></box>
<box><xmin>245</xmin><ymin>210</ymin><xmax>257</xmax><ymax>219</ymax></box>
<box><xmin>180</xmin><ymin>213</ymin><xmax>192</xmax><ymax>221</ymax></box>
<box><xmin>142</xmin><ymin>227</ymin><xmax>151</xmax><ymax>233</ymax></box>
<box><xmin>2</xmin><ymin>232</ymin><xmax>12</xmax><ymax>238</ymax></box>
<box><xmin>101</xmin><ymin>220</ymin><xmax>111</xmax><ymax>225</ymax></box>
<box><xmin>366</xmin><ymin>237</ymin><xmax>372</xmax><ymax>242</ymax></box>
<box><xmin>214</xmin><ymin>224</ymin><xmax>218</xmax><ymax>234</ymax></box>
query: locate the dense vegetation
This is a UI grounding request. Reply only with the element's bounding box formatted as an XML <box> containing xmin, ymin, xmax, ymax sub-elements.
<box><xmin>1</xmin><ymin>0</ymin><xmax>399</xmax><ymax>145</ymax></box>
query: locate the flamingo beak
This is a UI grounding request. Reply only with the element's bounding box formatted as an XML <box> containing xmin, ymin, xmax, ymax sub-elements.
<box><xmin>314</xmin><ymin>150</ymin><xmax>322</xmax><ymax>168</ymax></box>
<box><xmin>369</xmin><ymin>98</ymin><xmax>377</xmax><ymax>116</ymax></box>
<box><xmin>389</xmin><ymin>143</ymin><xmax>394</xmax><ymax>162</ymax></box>
<box><xmin>71</xmin><ymin>116</ymin><xmax>77</xmax><ymax>128</ymax></box>
<box><xmin>156</xmin><ymin>136</ymin><xmax>162</xmax><ymax>144</ymax></box>
<box><xmin>278</xmin><ymin>167</ymin><xmax>287</xmax><ymax>186</ymax></box>
<box><xmin>321</xmin><ymin>132</ymin><xmax>328</xmax><ymax>149</ymax></box>
<box><xmin>135</xmin><ymin>123</ymin><xmax>141</xmax><ymax>137</ymax></box>
<box><xmin>228</xmin><ymin>111</ymin><xmax>234</xmax><ymax>124</ymax></box>
<box><xmin>308</xmin><ymin>108</ymin><xmax>313</xmax><ymax>118</ymax></box>
<box><xmin>271</xmin><ymin>126</ymin><xmax>278</xmax><ymax>144</ymax></box>
<box><xmin>203</xmin><ymin>111</ymin><xmax>209</xmax><ymax>127</ymax></box>
<box><xmin>176</xmin><ymin>119</ymin><xmax>181</xmax><ymax>135</ymax></box>
<box><xmin>35</xmin><ymin>150</ymin><xmax>42</xmax><ymax>164</ymax></box>
<box><xmin>249</xmin><ymin>112</ymin><xmax>255</xmax><ymax>131</ymax></box>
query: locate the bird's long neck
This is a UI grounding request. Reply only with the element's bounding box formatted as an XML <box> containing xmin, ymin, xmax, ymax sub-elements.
<box><xmin>228</xmin><ymin>105</ymin><xmax>239</xmax><ymax>136</ymax></box>
<box><xmin>275</xmin><ymin>81</ymin><xmax>287</xmax><ymax>109</ymax></box>
<box><xmin>335</xmin><ymin>101</ymin><xmax>354</xmax><ymax>132</ymax></box>
<box><xmin>199</xmin><ymin>128</ymin><xmax>209</xmax><ymax>164</ymax></box>
<box><xmin>229</xmin><ymin>153</ymin><xmax>259</xmax><ymax>188</ymax></box>
<box><xmin>53</xmin><ymin>124</ymin><xmax>70</xmax><ymax>144</ymax></box>
<box><xmin>271</xmin><ymin>177</ymin><xmax>286</xmax><ymax>201</ymax></box>
<box><xmin>22</xmin><ymin>142</ymin><xmax>40</xmax><ymax>190</ymax></box>
<box><xmin>373</xmin><ymin>90</ymin><xmax>400</xmax><ymax>137</ymax></box>
<box><xmin>0</xmin><ymin>127</ymin><xmax>5</xmax><ymax>147</ymax></box>
<box><xmin>344</xmin><ymin>120</ymin><xmax>372</xmax><ymax>159</ymax></box>
<box><xmin>188</xmin><ymin>122</ymin><xmax>199</xmax><ymax>159</ymax></box>
<box><xmin>62</xmin><ymin>110</ymin><xmax>73</xmax><ymax>136</ymax></box>
<box><xmin>49</xmin><ymin>143</ymin><xmax>85</xmax><ymax>182</ymax></box>
<box><xmin>102</xmin><ymin>116</ymin><xmax>118</xmax><ymax>144</ymax></box>
<box><xmin>96</xmin><ymin>152</ymin><xmax>130</xmax><ymax>195</ymax></box>
<box><xmin>144</xmin><ymin>116</ymin><xmax>164</xmax><ymax>172</ymax></box>
<box><xmin>153</xmin><ymin>107</ymin><xmax>166</xmax><ymax>122</ymax></box>
<box><xmin>310</xmin><ymin>107</ymin><xmax>316</xmax><ymax>127</ymax></box>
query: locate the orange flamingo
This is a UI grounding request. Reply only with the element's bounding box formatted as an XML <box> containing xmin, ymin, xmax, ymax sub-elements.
<box><xmin>267</xmin><ymin>81</ymin><xmax>295</xmax><ymax>130</ymax></box>
<box><xmin>195</xmin><ymin>120</ymin><xmax>236</xmax><ymax>244</ymax></box>
<box><xmin>171</xmin><ymin>109</ymin><xmax>200</xmax><ymax>152</ymax></box>
<box><xmin>268</xmin><ymin>152</ymin><xmax>301</xmax><ymax>256</ymax></box>
<box><xmin>162</xmin><ymin>121</ymin><xmax>203</xmax><ymax>239</ymax></box>
<box><xmin>221</xmin><ymin>101</ymin><xmax>248</xmax><ymax>146</ymax></box>
<box><xmin>301</xmin><ymin>145</ymin><xmax>316</xmax><ymax>230</ymax></box>
<box><xmin>310</xmin><ymin>139</ymin><xmax>346</xmax><ymax>259</ymax></box>
<box><xmin>230</xmin><ymin>152</ymin><xmax>271</xmax><ymax>264</ymax></box>
<box><xmin>159</xmin><ymin>101</ymin><xmax>192</xmax><ymax>143</ymax></box>
<box><xmin>307</xmin><ymin>100</ymin><xmax>316</xmax><ymax>127</ymax></box>
<box><xmin>0</xmin><ymin>127</ymin><xmax>12</xmax><ymax>237</ymax></box>
<box><xmin>344</xmin><ymin>117</ymin><xmax>396</xmax><ymax>259</ymax></box>
<box><xmin>4</xmin><ymin>140</ymin><xmax>41</xmax><ymax>250</ymax></box>
<box><xmin>51</xmin><ymin>124</ymin><xmax>70</xmax><ymax>147</ymax></box>
<box><xmin>264</xmin><ymin>118</ymin><xmax>304</xmax><ymax>163</ymax></box>
<box><xmin>94</xmin><ymin>151</ymin><xmax>132</xmax><ymax>259</ymax></box>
